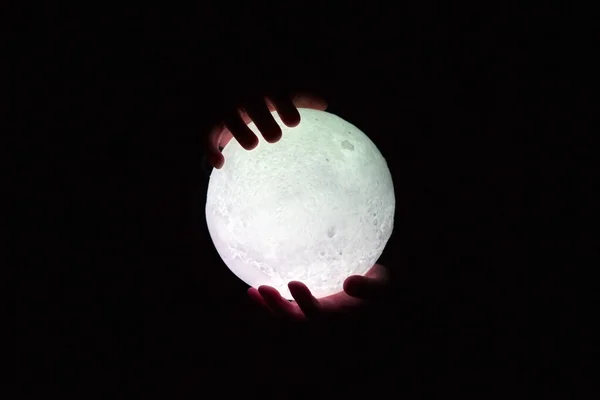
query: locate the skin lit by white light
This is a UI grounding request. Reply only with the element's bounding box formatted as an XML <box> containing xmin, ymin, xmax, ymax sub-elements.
<box><xmin>206</xmin><ymin>109</ymin><xmax>395</xmax><ymax>299</ymax></box>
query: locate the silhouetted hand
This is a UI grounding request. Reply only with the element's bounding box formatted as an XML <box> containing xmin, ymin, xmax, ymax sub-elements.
<box><xmin>247</xmin><ymin>263</ymin><xmax>390</xmax><ymax>321</ymax></box>
<box><xmin>205</xmin><ymin>93</ymin><xmax>328</xmax><ymax>169</ymax></box>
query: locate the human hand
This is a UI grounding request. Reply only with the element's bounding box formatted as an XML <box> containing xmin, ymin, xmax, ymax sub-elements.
<box><xmin>205</xmin><ymin>93</ymin><xmax>328</xmax><ymax>169</ymax></box>
<box><xmin>247</xmin><ymin>263</ymin><xmax>390</xmax><ymax>321</ymax></box>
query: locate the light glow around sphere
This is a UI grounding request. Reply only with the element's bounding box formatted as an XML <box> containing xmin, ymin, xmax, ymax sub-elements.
<box><xmin>206</xmin><ymin>109</ymin><xmax>395</xmax><ymax>299</ymax></box>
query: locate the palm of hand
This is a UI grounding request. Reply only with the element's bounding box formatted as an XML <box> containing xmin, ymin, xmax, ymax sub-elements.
<box><xmin>248</xmin><ymin>263</ymin><xmax>389</xmax><ymax>321</ymax></box>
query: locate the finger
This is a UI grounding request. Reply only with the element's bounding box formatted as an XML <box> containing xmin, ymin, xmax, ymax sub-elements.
<box><xmin>343</xmin><ymin>275</ymin><xmax>387</xmax><ymax>301</ymax></box>
<box><xmin>243</xmin><ymin>99</ymin><xmax>282</xmax><ymax>143</ymax></box>
<box><xmin>205</xmin><ymin>123</ymin><xmax>225</xmax><ymax>169</ymax></box>
<box><xmin>258</xmin><ymin>285</ymin><xmax>305</xmax><ymax>320</ymax></box>
<box><xmin>288</xmin><ymin>281</ymin><xmax>322</xmax><ymax>320</ymax></box>
<box><xmin>267</xmin><ymin>94</ymin><xmax>301</xmax><ymax>127</ymax></box>
<box><xmin>247</xmin><ymin>287</ymin><xmax>269</xmax><ymax>310</ymax></box>
<box><xmin>291</xmin><ymin>93</ymin><xmax>328</xmax><ymax>111</ymax></box>
<box><xmin>237</xmin><ymin>108</ymin><xmax>253</xmax><ymax>126</ymax></box>
<box><xmin>223</xmin><ymin>109</ymin><xmax>259</xmax><ymax>150</ymax></box>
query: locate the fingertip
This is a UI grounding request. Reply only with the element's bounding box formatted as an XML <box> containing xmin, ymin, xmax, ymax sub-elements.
<box><xmin>257</xmin><ymin>285</ymin><xmax>269</xmax><ymax>294</ymax></box>
<box><xmin>257</xmin><ymin>285</ymin><xmax>278</xmax><ymax>297</ymax></box>
<box><xmin>288</xmin><ymin>280</ymin><xmax>306</xmax><ymax>291</ymax></box>
<box><xmin>224</xmin><ymin>111</ymin><xmax>260</xmax><ymax>151</ymax></box>
<box><xmin>240</xmin><ymin>136</ymin><xmax>259</xmax><ymax>151</ymax></box>
<box><xmin>257</xmin><ymin>285</ymin><xmax>304</xmax><ymax>319</ymax></box>
<box><xmin>265</xmin><ymin>136</ymin><xmax>281</xmax><ymax>144</ymax></box>
<box><xmin>343</xmin><ymin>275</ymin><xmax>367</xmax><ymax>297</ymax></box>
<box><xmin>288</xmin><ymin>281</ymin><xmax>321</xmax><ymax>319</ymax></box>
<box><xmin>263</xmin><ymin>126</ymin><xmax>282</xmax><ymax>143</ymax></box>
<box><xmin>247</xmin><ymin>287</ymin><xmax>262</xmax><ymax>302</ymax></box>
<box><xmin>280</xmin><ymin>110</ymin><xmax>301</xmax><ymax>128</ymax></box>
<box><xmin>257</xmin><ymin>285</ymin><xmax>280</xmax><ymax>307</ymax></box>
<box><xmin>288</xmin><ymin>281</ymin><xmax>308</xmax><ymax>299</ymax></box>
<box><xmin>267</xmin><ymin>94</ymin><xmax>301</xmax><ymax>128</ymax></box>
<box><xmin>210</xmin><ymin>153</ymin><xmax>224</xmax><ymax>169</ymax></box>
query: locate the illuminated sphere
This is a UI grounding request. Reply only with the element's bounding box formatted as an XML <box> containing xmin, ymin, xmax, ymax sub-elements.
<box><xmin>206</xmin><ymin>109</ymin><xmax>395</xmax><ymax>299</ymax></box>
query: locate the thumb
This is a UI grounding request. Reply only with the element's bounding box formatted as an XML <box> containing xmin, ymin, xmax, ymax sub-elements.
<box><xmin>343</xmin><ymin>275</ymin><xmax>388</xmax><ymax>301</ymax></box>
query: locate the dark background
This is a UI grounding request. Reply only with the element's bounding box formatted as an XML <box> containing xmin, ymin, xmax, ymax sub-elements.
<box><xmin>13</xmin><ymin>2</ymin><xmax>595</xmax><ymax>396</ymax></box>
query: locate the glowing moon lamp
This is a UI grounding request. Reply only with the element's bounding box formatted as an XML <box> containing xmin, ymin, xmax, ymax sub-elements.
<box><xmin>205</xmin><ymin>109</ymin><xmax>395</xmax><ymax>299</ymax></box>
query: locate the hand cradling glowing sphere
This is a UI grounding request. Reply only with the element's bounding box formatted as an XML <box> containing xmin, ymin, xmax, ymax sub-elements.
<box><xmin>206</xmin><ymin>109</ymin><xmax>395</xmax><ymax>299</ymax></box>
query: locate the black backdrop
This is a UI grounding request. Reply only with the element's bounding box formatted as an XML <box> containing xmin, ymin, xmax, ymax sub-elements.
<box><xmin>14</xmin><ymin>2</ymin><xmax>595</xmax><ymax>396</ymax></box>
